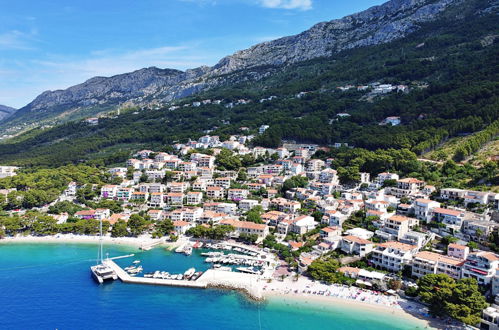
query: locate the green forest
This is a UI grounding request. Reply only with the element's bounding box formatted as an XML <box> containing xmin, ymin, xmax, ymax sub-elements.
<box><xmin>0</xmin><ymin>0</ymin><xmax>496</xmax><ymax>180</ymax></box>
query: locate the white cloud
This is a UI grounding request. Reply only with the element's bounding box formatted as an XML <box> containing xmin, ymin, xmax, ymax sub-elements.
<box><xmin>0</xmin><ymin>30</ymin><xmax>36</xmax><ymax>50</ymax></box>
<box><xmin>259</xmin><ymin>0</ymin><xmax>312</xmax><ymax>10</ymax></box>
<box><xmin>178</xmin><ymin>0</ymin><xmax>312</xmax><ymax>10</ymax></box>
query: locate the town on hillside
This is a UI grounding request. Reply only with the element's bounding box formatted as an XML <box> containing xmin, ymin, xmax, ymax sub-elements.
<box><xmin>1</xmin><ymin>130</ymin><xmax>499</xmax><ymax>327</ymax></box>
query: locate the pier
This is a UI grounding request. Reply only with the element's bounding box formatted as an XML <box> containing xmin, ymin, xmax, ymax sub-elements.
<box><xmin>104</xmin><ymin>259</ymin><xmax>207</xmax><ymax>288</ymax></box>
<box><xmin>139</xmin><ymin>240</ymin><xmax>164</xmax><ymax>251</ymax></box>
<box><xmin>103</xmin><ymin>258</ymin><xmax>263</xmax><ymax>300</ymax></box>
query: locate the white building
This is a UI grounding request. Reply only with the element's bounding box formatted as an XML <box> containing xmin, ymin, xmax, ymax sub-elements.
<box><xmin>370</xmin><ymin>241</ymin><xmax>418</xmax><ymax>272</ymax></box>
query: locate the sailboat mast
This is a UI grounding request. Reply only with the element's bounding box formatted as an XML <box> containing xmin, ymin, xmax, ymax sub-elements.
<box><xmin>99</xmin><ymin>217</ymin><xmax>103</xmax><ymax>263</ymax></box>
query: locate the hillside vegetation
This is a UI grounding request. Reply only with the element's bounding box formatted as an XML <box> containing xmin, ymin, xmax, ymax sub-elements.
<box><xmin>0</xmin><ymin>0</ymin><xmax>496</xmax><ymax>170</ymax></box>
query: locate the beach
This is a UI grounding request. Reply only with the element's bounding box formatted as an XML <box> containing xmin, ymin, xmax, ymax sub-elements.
<box><xmin>0</xmin><ymin>233</ymin><xmax>172</xmax><ymax>249</ymax></box>
<box><xmin>0</xmin><ymin>237</ymin><xmax>462</xmax><ymax>329</ymax></box>
<box><xmin>262</xmin><ymin>276</ymin><xmax>459</xmax><ymax>329</ymax></box>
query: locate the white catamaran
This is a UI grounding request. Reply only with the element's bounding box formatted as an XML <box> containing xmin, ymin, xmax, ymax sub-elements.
<box><xmin>90</xmin><ymin>217</ymin><xmax>117</xmax><ymax>284</ymax></box>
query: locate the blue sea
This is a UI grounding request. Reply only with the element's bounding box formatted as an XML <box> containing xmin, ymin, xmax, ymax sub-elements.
<box><xmin>0</xmin><ymin>243</ymin><xmax>427</xmax><ymax>329</ymax></box>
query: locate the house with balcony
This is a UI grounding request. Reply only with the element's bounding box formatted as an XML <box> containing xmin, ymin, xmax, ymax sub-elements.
<box><xmin>261</xmin><ymin>210</ymin><xmax>289</xmax><ymax>226</ymax></box>
<box><xmin>462</xmin><ymin>251</ymin><xmax>499</xmax><ymax>285</ymax></box>
<box><xmin>166</xmin><ymin>193</ymin><xmax>184</xmax><ymax>206</ymax></box>
<box><xmin>320</xmin><ymin>226</ymin><xmax>342</xmax><ymax>239</ymax></box>
<box><xmin>413</xmin><ymin>198</ymin><xmax>441</xmax><ymax>222</ymax></box>
<box><xmin>390</xmin><ymin>178</ymin><xmax>425</xmax><ymax>198</ymax></box>
<box><xmin>375</xmin><ymin>215</ymin><xmax>418</xmax><ymax>241</ymax></box>
<box><xmin>116</xmin><ymin>187</ymin><xmax>134</xmax><ymax>201</ymax></box>
<box><xmin>149</xmin><ymin>192</ymin><xmax>165</xmax><ymax>207</ymax></box>
<box><xmin>238</xmin><ymin>199</ymin><xmax>259</xmax><ymax>213</ymax></box>
<box><xmin>370</xmin><ymin>241</ymin><xmax>418</xmax><ymax>272</ymax></box>
<box><xmin>447</xmin><ymin>243</ymin><xmax>469</xmax><ymax>260</ymax></box>
<box><xmin>186</xmin><ymin>191</ymin><xmax>203</xmax><ymax>205</ymax></box>
<box><xmin>432</xmin><ymin>207</ymin><xmax>465</xmax><ymax>233</ymax></box>
<box><xmin>411</xmin><ymin>251</ymin><xmax>464</xmax><ymax>280</ymax></box>
<box><xmin>100</xmin><ymin>185</ymin><xmax>118</xmax><ymax>199</ymax></box>
<box><xmin>130</xmin><ymin>191</ymin><xmax>148</xmax><ymax>201</ymax></box>
<box><xmin>227</xmin><ymin>189</ymin><xmax>249</xmax><ymax>201</ymax></box>
<box><xmin>207</xmin><ymin>186</ymin><xmax>225</xmax><ymax>200</ymax></box>
<box><xmin>340</xmin><ymin>236</ymin><xmax>374</xmax><ymax>257</ymax></box>
<box><xmin>220</xmin><ymin>219</ymin><xmax>269</xmax><ymax>239</ymax></box>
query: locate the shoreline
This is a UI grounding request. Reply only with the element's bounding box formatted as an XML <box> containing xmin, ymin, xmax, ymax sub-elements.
<box><xmin>0</xmin><ymin>234</ymin><xmax>171</xmax><ymax>249</ymax></box>
<box><xmin>1</xmin><ymin>237</ymin><xmax>458</xmax><ymax>329</ymax></box>
<box><xmin>264</xmin><ymin>292</ymin><xmax>436</xmax><ymax>329</ymax></box>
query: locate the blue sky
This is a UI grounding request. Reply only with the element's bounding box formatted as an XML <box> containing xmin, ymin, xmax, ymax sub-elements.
<box><xmin>0</xmin><ymin>0</ymin><xmax>385</xmax><ymax>108</ymax></box>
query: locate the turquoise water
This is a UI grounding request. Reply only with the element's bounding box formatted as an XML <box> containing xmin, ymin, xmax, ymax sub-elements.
<box><xmin>0</xmin><ymin>243</ymin><xmax>426</xmax><ymax>329</ymax></box>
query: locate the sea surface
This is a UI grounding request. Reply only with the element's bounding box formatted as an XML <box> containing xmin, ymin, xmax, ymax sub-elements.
<box><xmin>0</xmin><ymin>243</ymin><xmax>426</xmax><ymax>329</ymax></box>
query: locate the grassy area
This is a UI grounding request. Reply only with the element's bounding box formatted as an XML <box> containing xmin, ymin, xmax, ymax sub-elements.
<box><xmin>424</xmin><ymin>135</ymin><xmax>499</xmax><ymax>165</ymax></box>
<box><xmin>468</xmin><ymin>138</ymin><xmax>499</xmax><ymax>167</ymax></box>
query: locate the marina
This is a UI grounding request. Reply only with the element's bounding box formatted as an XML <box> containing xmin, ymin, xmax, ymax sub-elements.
<box><xmin>103</xmin><ymin>258</ymin><xmax>263</xmax><ymax>299</ymax></box>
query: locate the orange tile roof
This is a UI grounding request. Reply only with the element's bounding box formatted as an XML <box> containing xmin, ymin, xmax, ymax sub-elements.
<box><xmin>378</xmin><ymin>241</ymin><xmax>416</xmax><ymax>251</ymax></box>
<box><xmin>448</xmin><ymin>243</ymin><xmax>467</xmax><ymax>250</ymax></box>
<box><xmin>342</xmin><ymin>235</ymin><xmax>372</xmax><ymax>245</ymax></box>
<box><xmin>173</xmin><ymin>220</ymin><xmax>190</xmax><ymax>227</ymax></box>
<box><xmin>388</xmin><ymin>215</ymin><xmax>413</xmax><ymax>223</ymax></box>
<box><xmin>433</xmin><ymin>208</ymin><xmax>462</xmax><ymax>217</ymax></box>
<box><xmin>414</xmin><ymin>251</ymin><xmax>464</xmax><ymax>266</ymax></box>
<box><xmin>338</xmin><ymin>266</ymin><xmax>361</xmax><ymax>274</ymax></box>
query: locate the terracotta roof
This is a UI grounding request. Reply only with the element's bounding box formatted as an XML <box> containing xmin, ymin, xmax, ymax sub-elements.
<box><xmin>448</xmin><ymin>243</ymin><xmax>467</xmax><ymax>250</ymax></box>
<box><xmin>220</xmin><ymin>219</ymin><xmax>267</xmax><ymax>230</ymax></box>
<box><xmin>378</xmin><ymin>241</ymin><xmax>416</xmax><ymax>251</ymax></box>
<box><xmin>75</xmin><ymin>210</ymin><xmax>95</xmax><ymax>216</ymax></box>
<box><xmin>478</xmin><ymin>252</ymin><xmax>499</xmax><ymax>262</ymax></box>
<box><xmin>173</xmin><ymin>220</ymin><xmax>190</xmax><ymax>227</ymax></box>
<box><xmin>388</xmin><ymin>215</ymin><xmax>413</xmax><ymax>223</ymax></box>
<box><xmin>433</xmin><ymin>208</ymin><xmax>463</xmax><ymax>217</ymax></box>
<box><xmin>414</xmin><ymin>251</ymin><xmax>464</xmax><ymax>266</ymax></box>
<box><xmin>415</xmin><ymin>198</ymin><xmax>436</xmax><ymax>204</ymax></box>
<box><xmin>322</xmin><ymin>226</ymin><xmax>340</xmax><ymax>233</ymax></box>
<box><xmin>338</xmin><ymin>266</ymin><xmax>361</xmax><ymax>274</ymax></box>
<box><xmin>289</xmin><ymin>241</ymin><xmax>304</xmax><ymax>249</ymax></box>
<box><xmin>399</xmin><ymin>178</ymin><xmax>424</xmax><ymax>183</ymax></box>
<box><xmin>342</xmin><ymin>235</ymin><xmax>372</xmax><ymax>245</ymax></box>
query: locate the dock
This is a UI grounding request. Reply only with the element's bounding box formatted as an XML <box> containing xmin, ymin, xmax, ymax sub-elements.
<box><xmin>139</xmin><ymin>240</ymin><xmax>164</xmax><ymax>251</ymax></box>
<box><xmin>109</xmin><ymin>254</ymin><xmax>135</xmax><ymax>260</ymax></box>
<box><xmin>103</xmin><ymin>259</ymin><xmax>207</xmax><ymax>288</ymax></box>
<box><xmin>103</xmin><ymin>259</ymin><xmax>263</xmax><ymax>299</ymax></box>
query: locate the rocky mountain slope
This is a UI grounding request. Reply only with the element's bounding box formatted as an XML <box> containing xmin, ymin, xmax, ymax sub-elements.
<box><xmin>0</xmin><ymin>105</ymin><xmax>16</xmax><ymax>121</ymax></box>
<box><xmin>0</xmin><ymin>0</ymin><xmax>496</xmax><ymax>166</ymax></box>
<box><xmin>0</xmin><ymin>0</ymin><xmax>486</xmax><ymax>131</ymax></box>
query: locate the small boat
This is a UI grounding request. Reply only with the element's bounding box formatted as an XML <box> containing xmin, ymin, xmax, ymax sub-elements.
<box><xmin>127</xmin><ymin>266</ymin><xmax>143</xmax><ymax>274</ymax></box>
<box><xmin>175</xmin><ymin>246</ymin><xmax>184</xmax><ymax>253</ymax></box>
<box><xmin>191</xmin><ymin>271</ymin><xmax>203</xmax><ymax>281</ymax></box>
<box><xmin>236</xmin><ymin>266</ymin><xmax>260</xmax><ymax>275</ymax></box>
<box><xmin>133</xmin><ymin>260</ymin><xmax>141</xmax><ymax>264</ymax></box>
<box><xmin>184</xmin><ymin>247</ymin><xmax>193</xmax><ymax>256</ymax></box>
<box><xmin>144</xmin><ymin>273</ymin><xmax>154</xmax><ymax>278</ymax></box>
<box><xmin>184</xmin><ymin>268</ymin><xmax>196</xmax><ymax>279</ymax></box>
<box><xmin>176</xmin><ymin>274</ymin><xmax>183</xmax><ymax>280</ymax></box>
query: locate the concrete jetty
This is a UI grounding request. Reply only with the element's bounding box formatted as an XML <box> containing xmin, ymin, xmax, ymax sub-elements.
<box><xmin>104</xmin><ymin>259</ymin><xmax>207</xmax><ymax>288</ymax></box>
<box><xmin>139</xmin><ymin>240</ymin><xmax>164</xmax><ymax>251</ymax></box>
<box><xmin>103</xmin><ymin>259</ymin><xmax>263</xmax><ymax>300</ymax></box>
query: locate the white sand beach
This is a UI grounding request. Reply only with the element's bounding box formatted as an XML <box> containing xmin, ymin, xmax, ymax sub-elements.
<box><xmin>262</xmin><ymin>276</ymin><xmax>460</xmax><ymax>329</ymax></box>
<box><xmin>0</xmin><ymin>233</ymin><xmax>167</xmax><ymax>248</ymax></box>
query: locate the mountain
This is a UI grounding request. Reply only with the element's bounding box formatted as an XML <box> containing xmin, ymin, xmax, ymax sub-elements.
<box><xmin>0</xmin><ymin>0</ymin><xmax>496</xmax><ymax>167</ymax></box>
<box><xmin>0</xmin><ymin>105</ymin><xmax>16</xmax><ymax>122</ymax></box>
<box><xmin>0</xmin><ymin>0</ymin><xmax>473</xmax><ymax>132</ymax></box>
